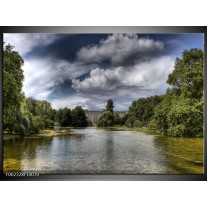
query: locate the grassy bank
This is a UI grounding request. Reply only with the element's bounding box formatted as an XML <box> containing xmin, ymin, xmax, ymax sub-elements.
<box><xmin>3</xmin><ymin>127</ymin><xmax>71</xmax><ymax>140</ymax></box>
<box><xmin>97</xmin><ymin>125</ymin><xmax>156</xmax><ymax>133</ymax></box>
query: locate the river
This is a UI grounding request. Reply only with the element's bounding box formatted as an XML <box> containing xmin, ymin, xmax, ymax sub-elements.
<box><xmin>3</xmin><ymin>127</ymin><xmax>204</xmax><ymax>174</ymax></box>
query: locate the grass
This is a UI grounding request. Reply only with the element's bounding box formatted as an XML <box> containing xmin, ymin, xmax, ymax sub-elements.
<box><xmin>99</xmin><ymin>125</ymin><xmax>160</xmax><ymax>134</ymax></box>
<box><xmin>3</xmin><ymin>127</ymin><xmax>71</xmax><ymax>140</ymax></box>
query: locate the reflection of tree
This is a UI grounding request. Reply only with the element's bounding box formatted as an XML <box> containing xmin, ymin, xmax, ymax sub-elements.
<box><xmin>4</xmin><ymin>138</ymin><xmax>53</xmax><ymax>160</ymax></box>
<box><xmin>152</xmin><ymin>136</ymin><xmax>204</xmax><ymax>174</ymax></box>
<box><xmin>105</xmin><ymin>131</ymin><xmax>114</xmax><ymax>165</ymax></box>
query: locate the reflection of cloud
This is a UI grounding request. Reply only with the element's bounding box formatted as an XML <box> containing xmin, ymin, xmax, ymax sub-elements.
<box><xmin>4</xmin><ymin>33</ymin><xmax>60</xmax><ymax>56</ymax></box>
<box><xmin>77</xmin><ymin>34</ymin><xmax>164</xmax><ymax>65</ymax></box>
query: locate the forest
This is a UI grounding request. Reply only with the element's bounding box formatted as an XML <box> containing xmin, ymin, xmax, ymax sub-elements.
<box><xmin>3</xmin><ymin>44</ymin><xmax>203</xmax><ymax>138</ymax></box>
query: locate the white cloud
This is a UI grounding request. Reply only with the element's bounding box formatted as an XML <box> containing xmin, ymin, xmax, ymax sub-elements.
<box><xmin>72</xmin><ymin>56</ymin><xmax>174</xmax><ymax>94</ymax></box>
<box><xmin>51</xmin><ymin>95</ymin><xmax>89</xmax><ymax>110</ymax></box>
<box><xmin>77</xmin><ymin>34</ymin><xmax>164</xmax><ymax>65</ymax></box>
<box><xmin>22</xmin><ymin>58</ymin><xmax>91</xmax><ymax>100</ymax></box>
<box><xmin>4</xmin><ymin>33</ymin><xmax>60</xmax><ymax>56</ymax></box>
<box><xmin>70</xmin><ymin>55</ymin><xmax>175</xmax><ymax>110</ymax></box>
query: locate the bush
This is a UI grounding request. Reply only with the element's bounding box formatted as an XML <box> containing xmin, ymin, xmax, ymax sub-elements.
<box><xmin>125</xmin><ymin>116</ymin><xmax>136</xmax><ymax>128</ymax></box>
<box><xmin>134</xmin><ymin>120</ymin><xmax>143</xmax><ymax>128</ymax></box>
<box><xmin>97</xmin><ymin>111</ymin><xmax>114</xmax><ymax>127</ymax></box>
<box><xmin>31</xmin><ymin>116</ymin><xmax>44</xmax><ymax>133</ymax></box>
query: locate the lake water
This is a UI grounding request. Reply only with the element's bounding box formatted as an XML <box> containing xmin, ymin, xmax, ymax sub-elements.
<box><xmin>3</xmin><ymin>128</ymin><xmax>204</xmax><ymax>174</ymax></box>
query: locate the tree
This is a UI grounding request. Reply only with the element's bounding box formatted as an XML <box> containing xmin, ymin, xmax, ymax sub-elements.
<box><xmin>14</xmin><ymin>112</ymin><xmax>30</xmax><ymax>137</ymax></box>
<box><xmin>57</xmin><ymin>107</ymin><xmax>73</xmax><ymax>127</ymax></box>
<box><xmin>3</xmin><ymin>44</ymin><xmax>24</xmax><ymax>134</ymax></box>
<box><xmin>114</xmin><ymin>114</ymin><xmax>122</xmax><ymax>125</ymax></box>
<box><xmin>167</xmin><ymin>49</ymin><xmax>203</xmax><ymax>99</ymax></box>
<box><xmin>97</xmin><ymin>111</ymin><xmax>114</xmax><ymax>127</ymax></box>
<box><xmin>31</xmin><ymin>116</ymin><xmax>45</xmax><ymax>133</ymax></box>
<box><xmin>151</xmin><ymin>49</ymin><xmax>203</xmax><ymax>137</ymax></box>
<box><xmin>106</xmin><ymin>99</ymin><xmax>114</xmax><ymax>114</ymax></box>
<box><xmin>72</xmin><ymin>106</ymin><xmax>88</xmax><ymax>127</ymax></box>
<box><xmin>125</xmin><ymin>116</ymin><xmax>137</xmax><ymax>128</ymax></box>
<box><xmin>127</xmin><ymin>95</ymin><xmax>162</xmax><ymax>128</ymax></box>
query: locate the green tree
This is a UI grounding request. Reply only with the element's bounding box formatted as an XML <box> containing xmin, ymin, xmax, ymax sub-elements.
<box><xmin>125</xmin><ymin>116</ymin><xmax>137</xmax><ymax>128</ymax></box>
<box><xmin>97</xmin><ymin>111</ymin><xmax>114</xmax><ymax>127</ymax></box>
<box><xmin>127</xmin><ymin>95</ymin><xmax>162</xmax><ymax>128</ymax></box>
<box><xmin>72</xmin><ymin>106</ymin><xmax>88</xmax><ymax>127</ymax></box>
<box><xmin>114</xmin><ymin>114</ymin><xmax>122</xmax><ymax>125</ymax></box>
<box><xmin>31</xmin><ymin>116</ymin><xmax>45</xmax><ymax>133</ymax></box>
<box><xmin>24</xmin><ymin>98</ymin><xmax>54</xmax><ymax>130</ymax></box>
<box><xmin>152</xmin><ymin>49</ymin><xmax>203</xmax><ymax>137</ymax></box>
<box><xmin>14</xmin><ymin>112</ymin><xmax>30</xmax><ymax>137</ymax></box>
<box><xmin>57</xmin><ymin>107</ymin><xmax>73</xmax><ymax>127</ymax></box>
<box><xmin>106</xmin><ymin>99</ymin><xmax>114</xmax><ymax>114</ymax></box>
<box><xmin>167</xmin><ymin>49</ymin><xmax>203</xmax><ymax>99</ymax></box>
<box><xmin>3</xmin><ymin>44</ymin><xmax>24</xmax><ymax>134</ymax></box>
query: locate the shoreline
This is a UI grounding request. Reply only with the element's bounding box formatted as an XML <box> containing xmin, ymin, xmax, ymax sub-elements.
<box><xmin>3</xmin><ymin>127</ymin><xmax>71</xmax><ymax>140</ymax></box>
<box><xmin>3</xmin><ymin>126</ymin><xmax>204</xmax><ymax>140</ymax></box>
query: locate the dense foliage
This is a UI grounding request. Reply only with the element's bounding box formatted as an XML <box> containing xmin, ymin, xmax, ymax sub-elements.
<box><xmin>71</xmin><ymin>106</ymin><xmax>89</xmax><ymax>127</ymax></box>
<box><xmin>126</xmin><ymin>95</ymin><xmax>162</xmax><ymax>128</ymax></box>
<box><xmin>97</xmin><ymin>99</ymin><xmax>116</xmax><ymax>127</ymax></box>
<box><xmin>150</xmin><ymin>49</ymin><xmax>203</xmax><ymax>137</ymax></box>
<box><xmin>3</xmin><ymin>44</ymin><xmax>25</xmax><ymax>134</ymax></box>
<box><xmin>97</xmin><ymin>99</ymin><xmax>125</xmax><ymax>127</ymax></box>
<box><xmin>3</xmin><ymin>44</ymin><xmax>89</xmax><ymax>137</ymax></box>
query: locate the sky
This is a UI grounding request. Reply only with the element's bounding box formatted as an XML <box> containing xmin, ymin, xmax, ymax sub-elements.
<box><xmin>4</xmin><ymin>33</ymin><xmax>203</xmax><ymax>110</ymax></box>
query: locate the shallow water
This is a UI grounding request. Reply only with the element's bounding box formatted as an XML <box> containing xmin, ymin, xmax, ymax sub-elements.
<box><xmin>3</xmin><ymin>128</ymin><xmax>204</xmax><ymax>174</ymax></box>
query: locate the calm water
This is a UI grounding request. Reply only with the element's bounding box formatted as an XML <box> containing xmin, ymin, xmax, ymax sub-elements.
<box><xmin>3</xmin><ymin>128</ymin><xmax>204</xmax><ymax>174</ymax></box>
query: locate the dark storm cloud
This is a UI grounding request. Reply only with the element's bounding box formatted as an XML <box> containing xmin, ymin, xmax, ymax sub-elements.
<box><xmin>77</xmin><ymin>34</ymin><xmax>164</xmax><ymax>66</ymax></box>
<box><xmin>47</xmin><ymin>80</ymin><xmax>76</xmax><ymax>100</ymax></box>
<box><xmin>25</xmin><ymin>34</ymin><xmax>109</xmax><ymax>61</ymax></box>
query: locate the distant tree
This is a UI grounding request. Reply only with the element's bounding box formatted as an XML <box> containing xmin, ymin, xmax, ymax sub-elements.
<box><xmin>134</xmin><ymin>120</ymin><xmax>144</xmax><ymax>129</ymax></box>
<box><xmin>97</xmin><ymin>111</ymin><xmax>114</xmax><ymax>127</ymax></box>
<box><xmin>57</xmin><ymin>107</ymin><xmax>73</xmax><ymax>127</ymax></box>
<box><xmin>106</xmin><ymin>99</ymin><xmax>114</xmax><ymax>114</ymax></box>
<box><xmin>72</xmin><ymin>106</ymin><xmax>88</xmax><ymax>127</ymax></box>
<box><xmin>125</xmin><ymin>116</ymin><xmax>137</xmax><ymax>128</ymax></box>
<box><xmin>31</xmin><ymin>116</ymin><xmax>45</xmax><ymax>133</ymax></box>
<box><xmin>114</xmin><ymin>114</ymin><xmax>122</xmax><ymax>125</ymax></box>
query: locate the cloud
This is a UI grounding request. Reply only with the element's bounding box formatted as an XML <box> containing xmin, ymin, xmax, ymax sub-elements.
<box><xmin>71</xmin><ymin>56</ymin><xmax>175</xmax><ymax>110</ymax></box>
<box><xmin>50</xmin><ymin>95</ymin><xmax>89</xmax><ymax>110</ymax></box>
<box><xmin>72</xmin><ymin>56</ymin><xmax>174</xmax><ymax>93</ymax></box>
<box><xmin>5</xmin><ymin>33</ymin><xmax>179</xmax><ymax>111</ymax></box>
<box><xmin>77</xmin><ymin>34</ymin><xmax>164</xmax><ymax>65</ymax></box>
<box><xmin>22</xmin><ymin>58</ymin><xmax>91</xmax><ymax>100</ymax></box>
<box><xmin>4</xmin><ymin>33</ymin><xmax>60</xmax><ymax>56</ymax></box>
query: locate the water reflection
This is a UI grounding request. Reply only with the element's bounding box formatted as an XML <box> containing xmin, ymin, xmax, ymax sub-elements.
<box><xmin>153</xmin><ymin>136</ymin><xmax>204</xmax><ymax>174</ymax></box>
<box><xmin>3</xmin><ymin>128</ymin><xmax>204</xmax><ymax>174</ymax></box>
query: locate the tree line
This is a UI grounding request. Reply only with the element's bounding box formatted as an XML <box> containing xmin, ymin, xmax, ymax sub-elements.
<box><xmin>3</xmin><ymin>44</ymin><xmax>203</xmax><ymax>137</ymax></box>
<box><xmin>97</xmin><ymin>49</ymin><xmax>203</xmax><ymax>137</ymax></box>
<box><xmin>3</xmin><ymin>44</ymin><xmax>89</xmax><ymax>137</ymax></box>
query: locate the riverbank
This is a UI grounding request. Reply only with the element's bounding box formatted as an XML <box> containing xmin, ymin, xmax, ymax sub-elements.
<box><xmin>3</xmin><ymin>127</ymin><xmax>71</xmax><ymax>140</ymax></box>
<box><xmin>98</xmin><ymin>126</ymin><xmax>204</xmax><ymax>138</ymax></box>
<box><xmin>97</xmin><ymin>125</ymin><xmax>160</xmax><ymax>135</ymax></box>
